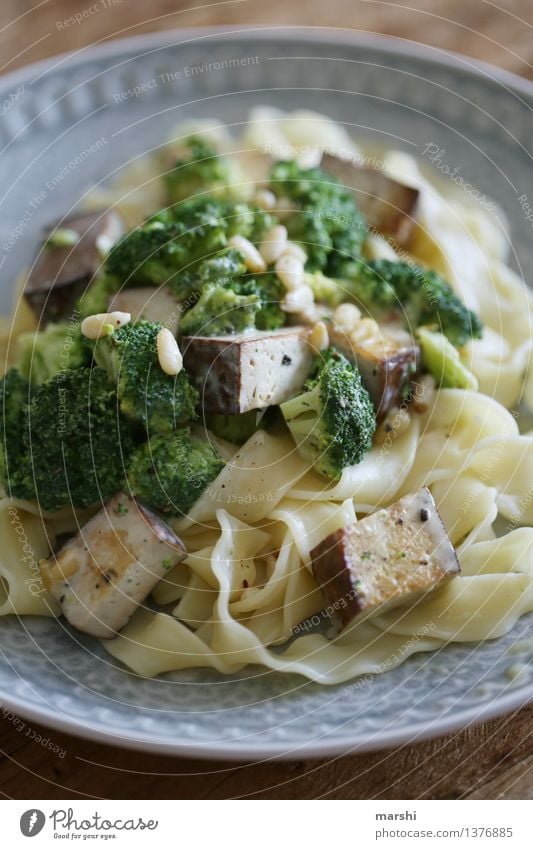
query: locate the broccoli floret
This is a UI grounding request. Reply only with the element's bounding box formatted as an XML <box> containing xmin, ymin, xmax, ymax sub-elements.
<box><xmin>179</xmin><ymin>283</ymin><xmax>260</xmax><ymax>337</ymax></box>
<box><xmin>269</xmin><ymin>160</ymin><xmax>367</xmax><ymax>275</ymax></box>
<box><xmin>204</xmin><ymin>407</ymin><xmax>281</xmax><ymax>444</ymax></box>
<box><xmin>164</xmin><ymin>137</ymin><xmax>236</xmax><ymax>204</ymax></box>
<box><xmin>93</xmin><ymin>321</ymin><xmax>198</xmax><ymax>433</ymax></box>
<box><xmin>204</xmin><ymin>410</ymin><xmax>260</xmax><ymax>444</ymax></box>
<box><xmin>17</xmin><ymin>321</ymin><xmax>89</xmax><ymax>385</ymax></box>
<box><xmin>26</xmin><ymin>367</ymin><xmax>134</xmax><ymax>510</ymax></box>
<box><xmin>345</xmin><ymin>260</ymin><xmax>483</xmax><ymax>347</ymax></box>
<box><xmin>304</xmin><ymin>271</ymin><xmax>345</xmax><ymax>307</ymax></box>
<box><xmin>104</xmin><ymin>200</ymin><xmax>227</xmax><ymax>289</ymax></box>
<box><xmin>128</xmin><ymin>427</ymin><xmax>224</xmax><ymax>515</ymax></box>
<box><xmin>103</xmin><ymin>198</ymin><xmax>274</xmax><ymax>301</ymax></box>
<box><xmin>252</xmin><ymin>273</ymin><xmax>286</xmax><ymax>331</ymax></box>
<box><xmin>280</xmin><ymin>347</ymin><xmax>376</xmax><ymax>480</ymax></box>
<box><xmin>179</xmin><ymin>265</ymin><xmax>286</xmax><ymax>337</ymax></box>
<box><xmin>417</xmin><ymin>327</ymin><xmax>479</xmax><ymax>390</ymax></box>
<box><xmin>0</xmin><ymin>369</ymin><xmax>35</xmax><ymax>499</ymax></box>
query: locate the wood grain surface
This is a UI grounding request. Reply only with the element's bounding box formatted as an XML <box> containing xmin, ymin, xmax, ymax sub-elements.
<box><xmin>1</xmin><ymin>0</ymin><xmax>532</xmax><ymax>800</ymax></box>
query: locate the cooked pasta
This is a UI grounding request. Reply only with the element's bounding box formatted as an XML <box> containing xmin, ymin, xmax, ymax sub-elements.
<box><xmin>1</xmin><ymin>108</ymin><xmax>532</xmax><ymax>684</ymax></box>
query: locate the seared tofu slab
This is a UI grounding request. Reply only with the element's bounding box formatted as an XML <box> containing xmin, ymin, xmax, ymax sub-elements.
<box><xmin>329</xmin><ymin>325</ymin><xmax>419</xmax><ymax>419</ymax></box>
<box><xmin>40</xmin><ymin>493</ymin><xmax>186</xmax><ymax>639</ymax></box>
<box><xmin>311</xmin><ymin>487</ymin><xmax>460</xmax><ymax>630</ymax></box>
<box><xmin>321</xmin><ymin>154</ymin><xmax>419</xmax><ymax>247</ymax></box>
<box><xmin>108</xmin><ymin>287</ymin><xmax>181</xmax><ymax>335</ymax></box>
<box><xmin>25</xmin><ymin>209</ymin><xmax>124</xmax><ymax>323</ymax></box>
<box><xmin>182</xmin><ymin>327</ymin><xmax>313</xmax><ymax>414</ymax></box>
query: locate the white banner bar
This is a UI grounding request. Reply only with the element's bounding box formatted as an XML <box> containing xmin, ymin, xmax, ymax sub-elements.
<box><xmin>2</xmin><ymin>799</ymin><xmax>530</xmax><ymax>847</ymax></box>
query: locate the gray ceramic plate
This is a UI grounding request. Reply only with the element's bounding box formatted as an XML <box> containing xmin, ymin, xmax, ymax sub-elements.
<box><xmin>1</xmin><ymin>28</ymin><xmax>532</xmax><ymax>760</ymax></box>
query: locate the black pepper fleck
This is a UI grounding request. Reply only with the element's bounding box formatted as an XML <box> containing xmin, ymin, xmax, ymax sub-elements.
<box><xmin>281</xmin><ymin>355</ymin><xmax>292</xmax><ymax>366</ymax></box>
<box><xmin>420</xmin><ymin>508</ymin><xmax>430</xmax><ymax>522</ymax></box>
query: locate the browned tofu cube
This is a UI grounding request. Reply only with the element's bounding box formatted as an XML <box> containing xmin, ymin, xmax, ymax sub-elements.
<box><xmin>182</xmin><ymin>327</ymin><xmax>313</xmax><ymax>415</ymax></box>
<box><xmin>329</xmin><ymin>324</ymin><xmax>419</xmax><ymax>419</ymax></box>
<box><xmin>40</xmin><ymin>493</ymin><xmax>186</xmax><ymax>639</ymax></box>
<box><xmin>311</xmin><ymin>487</ymin><xmax>460</xmax><ymax>630</ymax></box>
<box><xmin>321</xmin><ymin>154</ymin><xmax>419</xmax><ymax>247</ymax></box>
<box><xmin>24</xmin><ymin>209</ymin><xmax>124</xmax><ymax>323</ymax></box>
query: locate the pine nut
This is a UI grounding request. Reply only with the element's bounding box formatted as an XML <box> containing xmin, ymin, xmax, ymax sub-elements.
<box><xmin>333</xmin><ymin>303</ymin><xmax>361</xmax><ymax>331</ymax></box>
<box><xmin>281</xmin><ymin>241</ymin><xmax>307</xmax><ymax>263</ymax></box>
<box><xmin>275</xmin><ymin>254</ymin><xmax>305</xmax><ymax>291</ymax></box>
<box><xmin>281</xmin><ymin>284</ymin><xmax>314</xmax><ymax>313</ymax></box>
<box><xmin>309</xmin><ymin>321</ymin><xmax>329</xmax><ymax>351</ymax></box>
<box><xmin>157</xmin><ymin>328</ymin><xmax>183</xmax><ymax>376</ymax></box>
<box><xmin>351</xmin><ymin>317</ymin><xmax>380</xmax><ymax>345</ymax></box>
<box><xmin>228</xmin><ymin>235</ymin><xmax>266</xmax><ymax>273</ymax></box>
<box><xmin>81</xmin><ymin>311</ymin><xmax>130</xmax><ymax>340</ymax></box>
<box><xmin>254</xmin><ymin>188</ymin><xmax>277</xmax><ymax>211</ymax></box>
<box><xmin>259</xmin><ymin>225</ymin><xmax>288</xmax><ymax>265</ymax></box>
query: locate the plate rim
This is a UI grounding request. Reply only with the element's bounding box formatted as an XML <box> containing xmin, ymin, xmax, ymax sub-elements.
<box><xmin>1</xmin><ymin>26</ymin><xmax>532</xmax><ymax>760</ymax></box>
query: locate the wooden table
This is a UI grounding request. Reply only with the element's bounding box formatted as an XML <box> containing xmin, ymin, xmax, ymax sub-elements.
<box><xmin>1</xmin><ymin>0</ymin><xmax>532</xmax><ymax>800</ymax></box>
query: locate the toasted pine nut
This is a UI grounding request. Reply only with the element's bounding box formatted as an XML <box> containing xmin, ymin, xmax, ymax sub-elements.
<box><xmin>281</xmin><ymin>284</ymin><xmax>314</xmax><ymax>313</ymax></box>
<box><xmin>275</xmin><ymin>254</ymin><xmax>305</xmax><ymax>291</ymax></box>
<box><xmin>254</xmin><ymin>188</ymin><xmax>277</xmax><ymax>211</ymax></box>
<box><xmin>81</xmin><ymin>311</ymin><xmax>130</xmax><ymax>340</ymax></box>
<box><xmin>259</xmin><ymin>225</ymin><xmax>288</xmax><ymax>265</ymax></box>
<box><xmin>351</xmin><ymin>317</ymin><xmax>380</xmax><ymax>346</ymax></box>
<box><xmin>274</xmin><ymin>196</ymin><xmax>296</xmax><ymax>221</ymax></box>
<box><xmin>333</xmin><ymin>303</ymin><xmax>362</xmax><ymax>332</ymax></box>
<box><xmin>228</xmin><ymin>235</ymin><xmax>266</xmax><ymax>273</ymax></box>
<box><xmin>157</xmin><ymin>328</ymin><xmax>183</xmax><ymax>376</ymax></box>
<box><xmin>309</xmin><ymin>321</ymin><xmax>329</xmax><ymax>352</ymax></box>
<box><xmin>281</xmin><ymin>241</ymin><xmax>307</xmax><ymax>263</ymax></box>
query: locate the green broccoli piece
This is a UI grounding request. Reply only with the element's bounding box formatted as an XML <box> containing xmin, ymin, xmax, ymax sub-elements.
<box><xmin>104</xmin><ymin>201</ymin><xmax>227</xmax><ymax>290</ymax></box>
<box><xmin>345</xmin><ymin>260</ymin><xmax>483</xmax><ymax>348</ymax></box>
<box><xmin>17</xmin><ymin>321</ymin><xmax>89</xmax><ymax>385</ymax></box>
<box><xmin>93</xmin><ymin>321</ymin><xmax>198</xmax><ymax>433</ymax></box>
<box><xmin>204</xmin><ymin>410</ymin><xmax>260</xmax><ymax>444</ymax></box>
<box><xmin>304</xmin><ymin>271</ymin><xmax>345</xmax><ymax>307</ymax></box>
<box><xmin>0</xmin><ymin>369</ymin><xmax>35</xmax><ymax>499</ymax></box>
<box><xmin>252</xmin><ymin>273</ymin><xmax>286</xmax><ymax>331</ymax></box>
<box><xmin>179</xmin><ymin>265</ymin><xmax>286</xmax><ymax>337</ymax></box>
<box><xmin>128</xmin><ymin>427</ymin><xmax>224</xmax><ymax>515</ymax></box>
<box><xmin>164</xmin><ymin>137</ymin><xmax>236</xmax><ymax>204</ymax></box>
<box><xmin>26</xmin><ymin>367</ymin><xmax>134</xmax><ymax>510</ymax></box>
<box><xmin>269</xmin><ymin>160</ymin><xmax>367</xmax><ymax>275</ymax></box>
<box><xmin>417</xmin><ymin>327</ymin><xmax>479</xmax><ymax>390</ymax></box>
<box><xmin>179</xmin><ymin>283</ymin><xmax>260</xmax><ymax>337</ymax></box>
<box><xmin>103</xmin><ymin>198</ymin><xmax>274</xmax><ymax>302</ymax></box>
<box><xmin>280</xmin><ymin>347</ymin><xmax>376</xmax><ymax>480</ymax></box>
